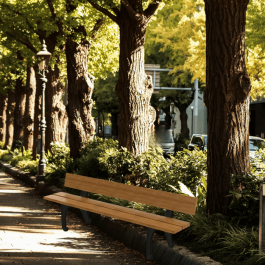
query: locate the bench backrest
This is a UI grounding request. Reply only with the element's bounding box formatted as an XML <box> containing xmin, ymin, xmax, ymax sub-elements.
<box><xmin>64</xmin><ymin>173</ymin><xmax>198</xmax><ymax>215</ymax></box>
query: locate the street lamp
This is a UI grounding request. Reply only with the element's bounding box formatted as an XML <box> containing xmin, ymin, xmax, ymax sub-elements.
<box><xmin>191</xmin><ymin>106</ymin><xmax>194</xmax><ymax>138</ymax></box>
<box><xmin>35</xmin><ymin>40</ymin><xmax>51</xmax><ymax>183</ymax></box>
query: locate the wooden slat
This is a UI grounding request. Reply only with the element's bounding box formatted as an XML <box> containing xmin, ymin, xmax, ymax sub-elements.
<box><xmin>52</xmin><ymin>192</ymin><xmax>190</xmax><ymax>229</ymax></box>
<box><xmin>64</xmin><ymin>173</ymin><xmax>198</xmax><ymax>215</ymax></box>
<box><xmin>44</xmin><ymin>193</ymin><xmax>189</xmax><ymax>234</ymax></box>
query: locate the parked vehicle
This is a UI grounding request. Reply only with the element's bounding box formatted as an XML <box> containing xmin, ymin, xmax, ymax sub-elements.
<box><xmin>188</xmin><ymin>134</ymin><xmax>265</xmax><ymax>154</ymax></box>
<box><xmin>188</xmin><ymin>134</ymin><xmax>207</xmax><ymax>151</ymax></box>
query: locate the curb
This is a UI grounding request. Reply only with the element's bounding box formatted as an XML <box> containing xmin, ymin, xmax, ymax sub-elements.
<box><xmin>0</xmin><ymin>160</ymin><xmax>204</xmax><ymax>265</ymax></box>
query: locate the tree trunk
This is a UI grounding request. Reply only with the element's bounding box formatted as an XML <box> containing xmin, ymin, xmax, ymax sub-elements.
<box><xmin>24</xmin><ymin>65</ymin><xmax>36</xmax><ymax>150</ymax></box>
<box><xmin>65</xmin><ymin>38</ymin><xmax>95</xmax><ymax>158</ymax></box>
<box><xmin>173</xmin><ymin>91</ymin><xmax>194</xmax><ymax>139</ymax></box>
<box><xmin>0</xmin><ymin>93</ymin><xmax>8</xmax><ymax>143</ymax></box>
<box><xmin>179</xmin><ymin>106</ymin><xmax>189</xmax><ymax>139</ymax></box>
<box><xmin>116</xmin><ymin>12</ymin><xmax>154</xmax><ymax>156</ymax></box>
<box><xmin>45</xmin><ymin>64</ymin><xmax>68</xmax><ymax>152</ymax></box>
<box><xmin>204</xmin><ymin>0</ymin><xmax>251</xmax><ymax>216</ymax></box>
<box><xmin>4</xmin><ymin>90</ymin><xmax>15</xmax><ymax>149</ymax></box>
<box><xmin>12</xmin><ymin>78</ymin><xmax>26</xmax><ymax>149</ymax></box>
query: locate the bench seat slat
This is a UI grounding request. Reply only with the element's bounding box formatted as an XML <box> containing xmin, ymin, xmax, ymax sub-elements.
<box><xmin>64</xmin><ymin>173</ymin><xmax>197</xmax><ymax>215</ymax></box>
<box><xmin>44</xmin><ymin>192</ymin><xmax>190</xmax><ymax>234</ymax></box>
<box><xmin>53</xmin><ymin>192</ymin><xmax>190</xmax><ymax>229</ymax></box>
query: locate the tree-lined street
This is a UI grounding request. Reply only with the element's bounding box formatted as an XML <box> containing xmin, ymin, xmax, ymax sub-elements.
<box><xmin>1</xmin><ymin>0</ymin><xmax>265</xmax><ymax>264</ymax></box>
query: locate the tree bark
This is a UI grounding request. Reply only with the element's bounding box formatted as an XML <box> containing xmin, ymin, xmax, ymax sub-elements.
<box><xmin>0</xmin><ymin>93</ymin><xmax>8</xmax><ymax>143</ymax></box>
<box><xmin>24</xmin><ymin>65</ymin><xmax>36</xmax><ymax>151</ymax></box>
<box><xmin>116</xmin><ymin>10</ymin><xmax>154</xmax><ymax>156</ymax></box>
<box><xmin>45</xmin><ymin>64</ymin><xmax>68</xmax><ymax>151</ymax></box>
<box><xmin>12</xmin><ymin>77</ymin><xmax>26</xmax><ymax>149</ymax></box>
<box><xmin>204</xmin><ymin>0</ymin><xmax>251</xmax><ymax>216</ymax></box>
<box><xmin>4</xmin><ymin>89</ymin><xmax>15</xmax><ymax>149</ymax></box>
<box><xmin>66</xmin><ymin>38</ymin><xmax>96</xmax><ymax>158</ymax></box>
<box><xmin>179</xmin><ymin>107</ymin><xmax>189</xmax><ymax>139</ymax></box>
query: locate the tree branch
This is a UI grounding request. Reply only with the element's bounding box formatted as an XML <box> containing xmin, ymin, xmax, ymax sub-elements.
<box><xmin>66</xmin><ymin>0</ymin><xmax>73</xmax><ymax>11</ymax></box>
<box><xmin>121</xmin><ymin>0</ymin><xmax>138</xmax><ymax>21</ymax></box>
<box><xmin>86</xmin><ymin>0</ymin><xmax>119</xmax><ymax>24</ymax></box>
<box><xmin>6</xmin><ymin>28</ymin><xmax>37</xmax><ymax>54</ymax></box>
<box><xmin>144</xmin><ymin>2</ymin><xmax>160</xmax><ymax>19</ymax></box>
<box><xmin>46</xmin><ymin>0</ymin><xmax>64</xmax><ymax>36</ymax></box>
<box><xmin>91</xmin><ymin>18</ymin><xmax>105</xmax><ymax>40</ymax></box>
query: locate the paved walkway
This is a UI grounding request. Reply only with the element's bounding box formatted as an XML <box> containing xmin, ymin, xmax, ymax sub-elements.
<box><xmin>0</xmin><ymin>170</ymin><xmax>156</xmax><ymax>265</ymax></box>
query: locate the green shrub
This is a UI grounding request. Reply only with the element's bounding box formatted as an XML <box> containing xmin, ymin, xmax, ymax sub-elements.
<box><xmin>172</xmin><ymin>149</ymin><xmax>207</xmax><ymax>195</ymax></box>
<box><xmin>0</xmin><ymin>152</ymin><xmax>13</xmax><ymax>162</ymax></box>
<box><xmin>217</xmin><ymin>225</ymin><xmax>259</xmax><ymax>263</ymax></box>
<box><xmin>174</xmin><ymin>133</ymin><xmax>190</xmax><ymax>150</ymax></box>
<box><xmin>176</xmin><ymin>212</ymin><xmax>261</xmax><ymax>265</ymax></box>
<box><xmin>77</xmin><ymin>137</ymin><xmax>118</xmax><ymax>179</ymax></box>
<box><xmin>0</xmin><ymin>149</ymin><xmax>9</xmax><ymax>158</ymax></box>
<box><xmin>45</xmin><ymin>142</ymin><xmax>77</xmax><ymax>187</ymax></box>
<box><xmin>227</xmin><ymin>172</ymin><xmax>264</xmax><ymax>226</ymax></box>
<box><xmin>10</xmin><ymin>148</ymin><xmax>34</xmax><ymax>167</ymax></box>
<box><xmin>17</xmin><ymin>159</ymin><xmax>39</xmax><ymax>175</ymax></box>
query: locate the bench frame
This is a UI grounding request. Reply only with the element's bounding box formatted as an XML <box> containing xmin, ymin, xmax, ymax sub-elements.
<box><xmin>60</xmin><ymin>190</ymin><xmax>175</xmax><ymax>260</ymax></box>
<box><xmin>45</xmin><ymin>174</ymin><xmax>197</xmax><ymax>260</ymax></box>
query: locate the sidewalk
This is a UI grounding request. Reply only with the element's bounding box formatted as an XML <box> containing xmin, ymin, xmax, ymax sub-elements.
<box><xmin>0</xmin><ymin>169</ymin><xmax>156</xmax><ymax>265</ymax></box>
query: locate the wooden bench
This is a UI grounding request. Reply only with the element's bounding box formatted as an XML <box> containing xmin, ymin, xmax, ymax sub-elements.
<box><xmin>44</xmin><ymin>173</ymin><xmax>198</xmax><ymax>260</ymax></box>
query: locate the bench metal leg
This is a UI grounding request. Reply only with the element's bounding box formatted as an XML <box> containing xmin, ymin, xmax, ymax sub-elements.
<box><xmin>146</xmin><ymin>228</ymin><xmax>155</xmax><ymax>260</ymax></box>
<box><xmin>81</xmin><ymin>210</ymin><xmax>92</xmax><ymax>224</ymax></box>
<box><xmin>61</xmin><ymin>204</ymin><xmax>69</xmax><ymax>231</ymax></box>
<box><xmin>165</xmin><ymin>209</ymin><xmax>174</xmax><ymax>248</ymax></box>
<box><xmin>165</xmin><ymin>232</ymin><xmax>174</xmax><ymax>248</ymax></box>
<box><xmin>80</xmin><ymin>191</ymin><xmax>92</xmax><ymax>224</ymax></box>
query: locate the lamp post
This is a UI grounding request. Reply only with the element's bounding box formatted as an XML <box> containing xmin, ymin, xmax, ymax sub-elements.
<box><xmin>191</xmin><ymin>106</ymin><xmax>194</xmax><ymax>138</ymax></box>
<box><xmin>35</xmin><ymin>40</ymin><xmax>51</xmax><ymax>183</ymax></box>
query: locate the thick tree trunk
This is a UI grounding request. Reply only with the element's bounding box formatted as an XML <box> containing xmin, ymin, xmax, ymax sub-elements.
<box><xmin>116</xmin><ymin>12</ymin><xmax>154</xmax><ymax>156</ymax></box>
<box><xmin>66</xmin><ymin>38</ymin><xmax>95</xmax><ymax>158</ymax></box>
<box><xmin>45</xmin><ymin>64</ymin><xmax>68</xmax><ymax>151</ymax></box>
<box><xmin>204</xmin><ymin>0</ymin><xmax>251</xmax><ymax>216</ymax></box>
<box><xmin>24</xmin><ymin>65</ymin><xmax>36</xmax><ymax>151</ymax></box>
<box><xmin>179</xmin><ymin>107</ymin><xmax>189</xmax><ymax>139</ymax></box>
<box><xmin>0</xmin><ymin>93</ymin><xmax>8</xmax><ymax>143</ymax></box>
<box><xmin>4</xmin><ymin>90</ymin><xmax>15</xmax><ymax>149</ymax></box>
<box><xmin>12</xmin><ymin>78</ymin><xmax>26</xmax><ymax>149</ymax></box>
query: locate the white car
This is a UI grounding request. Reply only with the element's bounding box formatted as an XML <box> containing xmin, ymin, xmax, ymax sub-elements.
<box><xmin>189</xmin><ymin>134</ymin><xmax>265</xmax><ymax>159</ymax></box>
